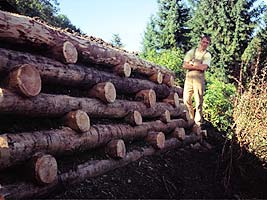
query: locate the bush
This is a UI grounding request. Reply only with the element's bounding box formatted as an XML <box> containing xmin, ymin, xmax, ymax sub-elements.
<box><xmin>203</xmin><ymin>71</ymin><xmax>236</xmax><ymax>133</ymax></box>
<box><xmin>233</xmin><ymin>71</ymin><xmax>267</xmax><ymax>161</ymax></box>
<box><xmin>139</xmin><ymin>48</ymin><xmax>186</xmax><ymax>85</ymax></box>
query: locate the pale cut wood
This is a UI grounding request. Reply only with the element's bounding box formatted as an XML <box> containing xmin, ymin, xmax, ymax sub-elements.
<box><xmin>0</xmin><ymin>88</ymin><xmax>184</xmax><ymax>119</ymax></box>
<box><xmin>31</xmin><ymin>153</ymin><xmax>58</xmax><ymax>185</ymax></box>
<box><xmin>8</xmin><ymin>64</ymin><xmax>41</xmax><ymax>97</ymax></box>
<box><xmin>0</xmin><ymin>119</ymin><xmax>193</xmax><ymax>170</ymax></box>
<box><xmin>52</xmin><ymin>41</ymin><xmax>78</xmax><ymax>64</ymax></box>
<box><xmin>163</xmin><ymin>74</ymin><xmax>175</xmax><ymax>87</ymax></box>
<box><xmin>149</xmin><ymin>71</ymin><xmax>163</xmax><ymax>84</ymax></box>
<box><xmin>135</xmin><ymin>89</ymin><xmax>156</xmax><ymax>108</ymax></box>
<box><xmin>191</xmin><ymin>124</ymin><xmax>201</xmax><ymax>136</ymax></box>
<box><xmin>114</xmin><ymin>62</ymin><xmax>131</xmax><ymax>77</ymax></box>
<box><xmin>88</xmin><ymin>82</ymin><xmax>116</xmax><ymax>103</ymax></box>
<box><xmin>0</xmin><ymin>137</ymin><xmax>206</xmax><ymax>199</ymax></box>
<box><xmin>105</xmin><ymin>139</ymin><xmax>126</xmax><ymax>159</ymax></box>
<box><xmin>160</xmin><ymin>110</ymin><xmax>171</xmax><ymax>123</ymax></box>
<box><xmin>172</xmin><ymin>127</ymin><xmax>186</xmax><ymax>141</ymax></box>
<box><xmin>0</xmin><ymin>48</ymin><xmax>177</xmax><ymax>99</ymax></box>
<box><xmin>64</xmin><ymin>110</ymin><xmax>90</xmax><ymax>133</ymax></box>
<box><xmin>146</xmin><ymin>132</ymin><xmax>165</xmax><ymax>149</ymax></box>
<box><xmin>162</xmin><ymin>92</ymin><xmax>179</xmax><ymax>108</ymax></box>
<box><xmin>125</xmin><ymin>110</ymin><xmax>142</xmax><ymax>126</ymax></box>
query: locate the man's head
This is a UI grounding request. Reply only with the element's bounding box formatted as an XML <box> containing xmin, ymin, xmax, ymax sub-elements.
<box><xmin>199</xmin><ymin>35</ymin><xmax>211</xmax><ymax>51</ymax></box>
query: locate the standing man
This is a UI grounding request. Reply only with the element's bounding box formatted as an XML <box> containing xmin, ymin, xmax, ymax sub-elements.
<box><xmin>183</xmin><ymin>35</ymin><xmax>211</xmax><ymax>126</ymax></box>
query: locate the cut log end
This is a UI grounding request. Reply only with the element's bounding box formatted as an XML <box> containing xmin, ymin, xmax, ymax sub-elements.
<box><xmin>160</xmin><ymin>110</ymin><xmax>171</xmax><ymax>123</ymax></box>
<box><xmin>125</xmin><ymin>110</ymin><xmax>143</xmax><ymax>126</ymax></box>
<box><xmin>106</xmin><ymin>139</ymin><xmax>126</xmax><ymax>159</ymax></box>
<box><xmin>114</xmin><ymin>63</ymin><xmax>131</xmax><ymax>77</ymax></box>
<box><xmin>162</xmin><ymin>92</ymin><xmax>179</xmax><ymax>108</ymax></box>
<box><xmin>89</xmin><ymin>82</ymin><xmax>116</xmax><ymax>103</ymax></box>
<box><xmin>191</xmin><ymin>124</ymin><xmax>201</xmax><ymax>136</ymax></box>
<box><xmin>149</xmin><ymin>71</ymin><xmax>163</xmax><ymax>84</ymax></box>
<box><xmin>172</xmin><ymin>127</ymin><xmax>186</xmax><ymax>141</ymax></box>
<box><xmin>33</xmin><ymin>153</ymin><xmax>58</xmax><ymax>185</ymax></box>
<box><xmin>62</xmin><ymin>41</ymin><xmax>78</xmax><ymax>64</ymax></box>
<box><xmin>163</xmin><ymin>74</ymin><xmax>175</xmax><ymax>87</ymax></box>
<box><xmin>64</xmin><ymin>110</ymin><xmax>90</xmax><ymax>133</ymax></box>
<box><xmin>135</xmin><ymin>89</ymin><xmax>156</xmax><ymax>108</ymax></box>
<box><xmin>8</xmin><ymin>64</ymin><xmax>41</xmax><ymax>97</ymax></box>
<box><xmin>146</xmin><ymin>132</ymin><xmax>165</xmax><ymax>149</ymax></box>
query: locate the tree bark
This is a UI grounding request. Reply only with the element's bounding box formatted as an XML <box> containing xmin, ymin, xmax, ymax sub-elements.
<box><xmin>163</xmin><ymin>74</ymin><xmax>175</xmax><ymax>87</ymax></box>
<box><xmin>171</xmin><ymin>127</ymin><xmax>186</xmax><ymax>141</ymax></box>
<box><xmin>0</xmin><ymin>119</ymin><xmax>192</xmax><ymax>170</ymax></box>
<box><xmin>0</xmin><ymin>47</ymin><xmax>178</xmax><ymax>99</ymax></box>
<box><xmin>8</xmin><ymin>64</ymin><xmax>41</xmax><ymax>97</ymax></box>
<box><xmin>0</xmin><ymin>136</ymin><xmax>202</xmax><ymax>199</ymax></box>
<box><xmin>0</xmin><ymin>89</ymin><xmax>184</xmax><ymax>119</ymax></box>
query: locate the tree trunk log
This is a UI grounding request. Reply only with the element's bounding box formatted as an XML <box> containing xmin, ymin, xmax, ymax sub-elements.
<box><xmin>0</xmin><ymin>47</ymin><xmax>179</xmax><ymax>99</ymax></box>
<box><xmin>105</xmin><ymin>139</ymin><xmax>126</xmax><ymax>159</ymax></box>
<box><xmin>163</xmin><ymin>74</ymin><xmax>175</xmax><ymax>87</ymax></box>
<box><xmin>160</xmin><ymin>110</ymin><xmax>171</xmax><ymax>123</ymax></box>
<box><xmin>124</xmin><ymin>110</ymin><xmax>143</xmax><ymax>126</ymax></box>
<box><xmin>135</xmin><ymin>89</ymin><xmax>156</xmax><ymax>108</ymax></box>
<box><xmin>149</xmin><ymin>71</ymin><xmax>163</xmax><ymax>84</ymax></box>
<box><xmin>0</xmin><ymin>136</ymin><xmax>202</xmax><ymax>199</ymax></box>
<box><xmin>0</xmin><ymin>119</ymin><xmax>192</xmax><ymax>170</ymax></box>
<box><xmin>88</xmin><ymin>82</ymin><xmax>116</xmax><ymax>103</ymax></box>
<box><xmin>30</xmin><ymin>152</ymin><xmax>58</xmax><ymax>185</ymax></box>
<box><xmin>63</xmin><ymin>110</ymin><xmax>90</xmax><ymax>133</ymax></box>
<box><xmin>8</xmin><ymin>64</ymin><xmax>41</xmax><ymax>97</ymax></box>
<box><xmin>145</xmin><ymin>132</ymin><xmax>165</xmax><ymax>149</ymax></box>
<box><xmin>113</xmin><ymin>63</ymin><xmax>131</xmax><ymax>77</ymax></box>
<box><xmin>171</xmin><ymin>127</ymin><xmax>186</xmax><ymax>141</ymax></box>
<box><xmin>0</xmin><ymin>88</ymin><xmax>184</xmax><ymax>119</ymax></box>
<box><xmin>162</xmin><ymin>92</ymin><xmax>179</xmax><ymax>108</ymax></box>
<box><xmin>52</xmin><ymin>41</ymin><xmax>78</xmax><ymax>64</ymax></box>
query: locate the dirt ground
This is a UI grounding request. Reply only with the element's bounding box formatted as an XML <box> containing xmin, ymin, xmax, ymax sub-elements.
<box><xmin>43</xmin><ymin>124</ymin><xmax>267</xmax><ymax>199</ymax></box>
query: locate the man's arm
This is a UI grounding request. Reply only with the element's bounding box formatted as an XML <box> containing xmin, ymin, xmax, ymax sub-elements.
<box><xmin>183</xmin><ymin>61</ymin><xmax>208</xmax><ymax>72</ymax></box>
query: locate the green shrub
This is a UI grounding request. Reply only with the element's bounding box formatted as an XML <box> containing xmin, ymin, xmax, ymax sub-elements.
<box><xmin>203</xmin><ymin>72</ymin><xmax>236</xmax><ymax>133</ymax></box>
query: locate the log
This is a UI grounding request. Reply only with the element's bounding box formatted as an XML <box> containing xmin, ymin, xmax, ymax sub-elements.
<box><xmin>162</xmin><ymin>92</ymin><xmax>179</xmax><ymax>108</ymax></box>
<box><xmin>88</xmin><ymin>82</ymin><xmax>116</xmax><ymax>103</ymax></box>
<box><xmin>8</xmin><ymin>64</ymin><xmax>41</xmax><ymax>97</ymax></box>
<box><xmin>105</xmin><ymin>139</ymin><xmax>126</xmax><ymax>159</ymax></box>
<box><xmin>160</xmin><ymin>110</ymin><xmax>171</xmax><ymax>123</ymax></box>
<box><xmin>30</xmin><ymin>153</ymin><xmax>58</xmax><ymax>185</ymax></box>
<box><xmin>0</xmin><ymin>88</ymin><xmax>184</xmax><ymax>119</ymax></box>
<box><xmin>63</xmin><ymin>110</ymin><xmax>90</xmax><ymax>133</ymax></box>
<box><xmin>135</xmin><ymin>89</ymin><xmax>156</xmax><ymax>108</ymax></box>
<box><xmin>53</xmin><ymin>41</ymin><xmax>78</xmax><ymax>64</ymax></box>
<box><xmin>0</xmin><ymin>88</ymin><xmax>184</xmax><ymax>118</ymax></box>
<box><xmin>0</xmin><ymin>47</ymin><xmax>176</xmax><ymax>99</ymax></box>
<box><xmin>149</xmin><ymin>71</ymin><xmax>163</xmax><ymax>84</ymax></box>
<box><xmin>114</xmin><ymin>63</ymin><xmax>131</xmax><ymax>77</ymax></box>
<box><xmin>191</xmin><ymin>124</ymin><xmax>201</xmax><ymax>136</ymax></box>
<box><xmin>146</xmin><ymin>132</ymin><xmax>165</xmax><ymax>149</ymax></box>
<box><xmin>163</xmin><ymin>74</ymin><xmax>175</xmax><ymax>87</ymax></box>
<box><xmin>0</xmin><ymin>136</ymin><xmax>203</xmax><ymax>199</ymax></box>
<box><xmin>0</xmin><ymin>119</ymin><xmax>192</xmax><ymax>170</ymax></box>
<box><xmin>171</xmin><ymin>127</ymin><xmax>186</xmax><ymax>141</ymax></box>
<box><xmin>125</xmin><ymin>110</ymin><xmax>142</xmax><ymax>126</ymax></box>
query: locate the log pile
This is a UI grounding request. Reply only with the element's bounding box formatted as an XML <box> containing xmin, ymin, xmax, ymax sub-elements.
<box><xmin>0</xmin><ymin>10</ymin><xmax>207</xmax><ymax>199</ymax></box>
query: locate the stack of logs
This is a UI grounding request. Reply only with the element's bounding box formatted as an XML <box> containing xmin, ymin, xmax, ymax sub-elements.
<box><xmin>0</xmin><ymin>10</ymin><xmax>205</xmax><ymax>199</ymax></box>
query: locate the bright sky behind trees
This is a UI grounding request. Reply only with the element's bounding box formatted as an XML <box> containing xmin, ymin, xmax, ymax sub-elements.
<box><xmin>58</xmin><ymin>0</ymin><xmax>158</xmax><ymax>52</ymax></box>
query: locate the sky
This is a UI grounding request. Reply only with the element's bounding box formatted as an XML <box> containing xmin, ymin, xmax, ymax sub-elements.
<box><xmin>58</xmin><ymin>0</ymin><xmax>158</xmax><ymax>52</ymax></box>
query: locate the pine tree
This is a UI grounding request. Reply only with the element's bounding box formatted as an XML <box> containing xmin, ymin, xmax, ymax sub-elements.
<box><xmin>111</xmin><ymin>34</ymin><xmax>124</xmax><ymax>48</ymax></box>
<box><xmin>141</xmin><ymin>0</ymin><xmax>190</xmax><ymax>54</ymax></box>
